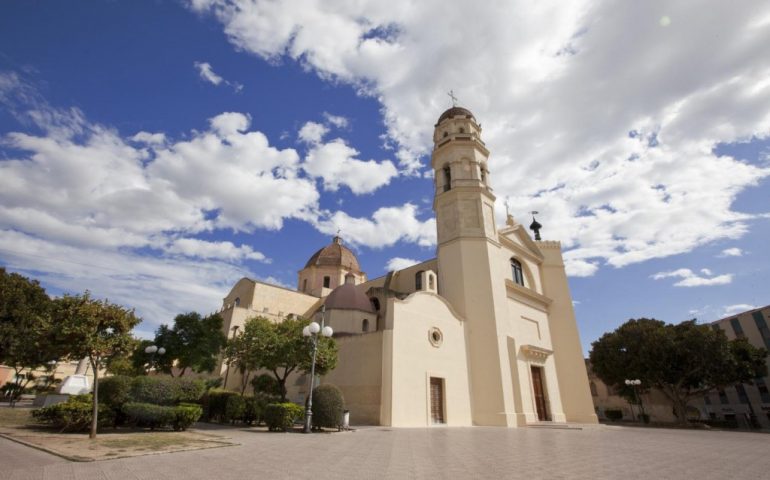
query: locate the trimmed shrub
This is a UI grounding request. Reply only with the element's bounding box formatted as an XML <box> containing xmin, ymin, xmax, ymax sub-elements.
<box><xmin>604</xmin><ymin>409</ymin><xmax>623</xmax><ymax>421</ymax></box>
<box><xmin>130</xmin><ymin>376</ymin><xmax>178</xmax><ymax>406</ymax></box>
<box><xmin>123</xmin><ymin>402</ymin><xmax>175</xmax><ymax>429</ymax></box>
<box><xmin>251</xmin><ymin>374</ymin><xmax>281</xmax><ymax>397</ymax></box>
<box><xmin>173</xmin><ymin>403</ymin><xmax>203</xmax><ymax>431</ymax></box>
<box><xmin>311</xmin><ymin>384</ymin><xmax>345</xmax><ymax>429</ymax></box>
<box><xmin>99</xmin><ymin>375</ymin><xmax>133</xmax><ymax>408</ymax></box>
<box><xmin>264</xmin><ymin>402</ymin><xmax>304</xmax><ymax>432</ymax></box>
<box><xmin>201</xmin><ymin>388</ymin><xmax>240</xmax><ymax>422</ymax></box>
<box><xmin>225</xmin><ymin>395</ymin><xmax>246</xmax><ymax>424</ymax></box>
<box><xmin>32</xmin><ymin>394</ymin><xmax>114</xmax><ymax>432</ymax></box>
<box><xmin>242</xmin><ymin>396</ymin><xmax>264</xmax><ymax>425</ymax></box>
<box><xmin>176</xmin><ymin>378</ymin><xmax>205</xmax><ymax>404</ymax></box>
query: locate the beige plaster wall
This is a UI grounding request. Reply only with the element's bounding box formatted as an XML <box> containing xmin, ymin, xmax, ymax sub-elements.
<box><xmin>326</xmin><ymin>309</ymin><xmax>378</xmax><ymax>335</ymax></box>
<box><xmin>388</xmin><ymin>292</ymin><xmax>472</xmax><ymax>427</ymax></box>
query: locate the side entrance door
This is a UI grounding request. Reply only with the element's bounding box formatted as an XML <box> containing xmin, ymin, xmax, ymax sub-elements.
<box><xmin>531</xmin><ymin>366</ymin><xmax>549</xmax><ymax>421</ymax></box>
<box><xmin>430</xmin><ymin>377</ymin><xmax>445</xmax><ymax>424</ymax></box>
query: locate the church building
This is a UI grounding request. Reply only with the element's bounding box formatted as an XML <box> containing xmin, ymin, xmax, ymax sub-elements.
<box><xmin>219</xmin><ymin>107</ymin><xmax>598</xmax><ymax>427</ymax></box>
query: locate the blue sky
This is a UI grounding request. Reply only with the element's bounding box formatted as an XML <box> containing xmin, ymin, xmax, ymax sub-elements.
<box><xmin>1</xmin><ymin>1</ymin><xmax>768</xmax><ymax>353</ymax></box>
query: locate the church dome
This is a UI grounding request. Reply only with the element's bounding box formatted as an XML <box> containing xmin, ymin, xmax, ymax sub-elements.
<box><xmin>304</xmin><ymin>236</ymin><xmax>361</xmax><ymax>272</ymax></box>
<box><xmin>437</xmin><ymin>106</ymin><xmax>476</xmax><ymax>125</ymax></box>
<box><xmin>324</xmin><ymin>275</ymin><xmax>374</xmax><ymax>312</ymax></box>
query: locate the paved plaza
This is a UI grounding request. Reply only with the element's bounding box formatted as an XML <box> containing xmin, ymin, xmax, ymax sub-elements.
<box><xmin>1</xmin><ymin>424</ymin><xmax>768</xmax><ymax>480</ymax></box>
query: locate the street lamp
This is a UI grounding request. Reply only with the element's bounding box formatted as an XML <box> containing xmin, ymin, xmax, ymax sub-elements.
<box><xmin>144</xmin><ymin>345</ymin><xmax>166</xmax><ymax>374</ymax></box>
<box><xmin>625</xmin><ymin>379</ymin><xmax>646</xmax><ymax>422</ymax></box>
<box><xmin>302</xmin><ymin>305</ymin><xmax>333</xmax><ymax>433</ymax></box>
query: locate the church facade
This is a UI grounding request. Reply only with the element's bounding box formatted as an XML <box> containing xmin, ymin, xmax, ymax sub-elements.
<box><xmin>218</xmin><ymin>107</ymin><xmax>598</xmax><ymax>427</ymax></box>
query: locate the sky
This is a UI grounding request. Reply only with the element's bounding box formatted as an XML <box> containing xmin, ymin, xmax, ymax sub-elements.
<box><xmin>1</xmin><ymin>1</ymin><xmax>768</xmax><ymax>353</ymax></box>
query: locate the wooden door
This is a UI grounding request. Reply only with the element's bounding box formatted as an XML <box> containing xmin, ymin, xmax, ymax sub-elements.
<box><xmin>430</xmin><ymin>377</ymin><xmax>445</xmax><ymax>424</ymax></box>
<box><xmin>531</xmin><ymin>366</ymin><xmax>548</xmax><ymax>421</ymax></box>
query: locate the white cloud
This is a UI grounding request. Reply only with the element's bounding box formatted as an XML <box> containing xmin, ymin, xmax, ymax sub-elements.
<box><xmin>386</xmin><ymin>257</ymin><xmax>420</xmax><ymax>271</ymax></box>
<box><xmin>165</xmin><ymin>238</ymin><xmax>268</xmax><ymax>262</ymax></box>
<box><xmin>719</xmin><ymin>247</ymin><xmax>743</xmax><ymax>257</ymax></box>
<box><xmin>314</xmin><ymin>203</ymin><xmax>435</xmax><ymax>249</ymax></box>
<box><xmin>303</xmin><ymin>139</ymin><xmax>398</xmax><ymax>194</ymax></box>
<box><xmin>190</xmin><ymin>0</ymin><xmax>770</xmax><ymax>276</ymax></box>
<box><xmin>194</xmin><ymin>61</ymin><xmax>243</xmax><ymax>92</ymax></box>
<box><xmin>298</xmin><ymin>121</ymin><xmax>329</xmax><ymax>144</ymax></box>
<box><xmin>651</xmin><ymin>268</ymin><xmax>733</xmax><ymax>287</ymax></box>
<box><xmin>722</xmin><ymin>304</ymin><xmax>756</xmax><ymax>316</ymax></box>
<box><xmin>131</xmin><ymin>131</ymin><xmax>166</xmax><ymax>145</ymax></box>
<box><xmin>323</xmin><ymin>112</ymin><xmax>349</xmax><ymax>129</ymax></box>
<box><xmin>194</xmin><ymin>61</ymin><xmax>224</xmax><ymax>85</ymax></box>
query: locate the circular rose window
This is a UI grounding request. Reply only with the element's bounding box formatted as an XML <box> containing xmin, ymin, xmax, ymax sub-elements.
<box><xmin>428</xmin><ymin>327</ymin><xmax>443</xmax><ymax>347</ymax></box>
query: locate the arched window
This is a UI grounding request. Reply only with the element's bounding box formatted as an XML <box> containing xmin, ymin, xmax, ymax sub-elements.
<box><xmin>370</xmin><ymin>298</ymin><xmax>381</xmax><ymax>311</ymax></box>
<box><xmin>442</xmin><ymin>131</ymin><xmax>448</xmax><ymax>138</ymax></box>
<box><xmin>362</xmin><ymin>319</ymin><xmax>369</xmax><ymax>332</ymax></box>
<box><xmin>302</xmin><ymin>279</ymin><xmax>308</xmax><ymax>292</ymax></box>
<box><xmin>234</xmin><ymin>297</ymin><xmax>240</xmax><ymax>307</ymax></box>
<box><xmin>428</xmin><ymin>273</ymin><xmax>435</xmax><ymax>290</ymax></box>
<box><xmin>511</xmin><ymin>259</ymin><xmax>524</xmax><ymax>286</ymax></box>
<box><xmin>323</xmin><ymin>276</ymin><xmax>331</xmax><ymax>288</ymax></box>
<box><xmin>443</xmin><ymin>166</ymin><xmax>451</xmax><ymax>192</ymax></box>
<box><xmin>590</xmin><ymin>382</ymin><xmax>598</xmax><ymax>397</ymax></box>
<box><xmin>459</xmin><ymin>127</ymin><xmax>465</xmax><ymax>133</ymax></box>
<box><xmin>415</xmin><ymin>270</ymin><xmax>424</xmax><ymax>290</ymax></box>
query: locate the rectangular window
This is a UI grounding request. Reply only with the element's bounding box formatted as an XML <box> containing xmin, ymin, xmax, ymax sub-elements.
<box><xmin>718</xmin><ymin>389</ymin><xmax>729</xmax><ymax>404</ymax></box>
<box><xmin>756</xmin><ymin>378</ymin><xmax>770</xmax><ymax>403</ymax></box>
<box><xmin>736</xmin><ymin>384</ymin><xmax>750</xmax><ymax>404</ymax></box>
<box><xmin>752</xmin><ymin>311</ymin><xmax>770</xmax><ymax>349</ymax></box>
<box><xmin>730</xmin><ymin>318</ymin><xmax>745</xmax><ymax>338</ymax></box>
<box><xmin>323</xmin><ymin>276</ymin><xmax>330</xmax><ymax>288</ymax></box>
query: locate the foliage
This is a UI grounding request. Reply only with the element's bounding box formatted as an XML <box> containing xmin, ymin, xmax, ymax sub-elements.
<box><xmin>225</xmin><ymin>395</ymin><xmax>246</xmax><ymax>423</ymax></box>
<box><xmin>153</xmin><ymin>312</ymin><xmax>227</xmax><ymax>377</ymax></box>
<box><xmin>264</xmin><ymin>402</ymin><xmax>304</xmax><ymax>432</ymax></box>
<box><xmin>32</xmin><ymin>394</ymin><xmax>114</xmax><ymax>432</ymax></box>
<box><xmin>130</xmin><ymin>376</ymin><xmax>179</xmax><ymax>406</ymax></box>
<box><xmin>201</xmin><ymin>388</ymin><xmax>239</xmax><ymax>422</ymax></box>
<box><xmin>0</xmin><ymin>268</ymin><xmax>59</xmax><ymax>406</ymax></box>
<box><xmin>99</xmin><ymin>375</ymin><xmax>134</xmax><ymax>408</ymax></box>
<box><xmin>173</xmin><ymin>403</ymin><xmax>203</xmax><ymax>431</ymax></box>
<box><xmin>175</xmin><ymin>378</ymin><xmax>206</xmax><ymax>403</ymax></box>
<box><xmin>230</xmin><ymin>316</ymin><xmax>338</xmax><ymax>401</ymax></box>
<box><xmin>311</xmin><ymin>384</ymin><xmax>345</xmax><ymax>429</ymax></box>
<box><xmin>242</xmin><ymin>396</ymin><xmax>265</xmax><ymax>425</ymax></box>
<box><xmin>590</xmin><ymin>318</ymin><xmax>768</xmax><ymax>423</ymax></box>
<box><xmin>53</xmin><ymin>291</ymin><xmax>141</xmax><ymax>438</ymax></box>
<box><xmin>123</xmin><ymin>402</ymin><xmax>176</xmax><ymax>429</ymax></box>
<box><xmin>604</xmin><ymin>409</ymin><xmax>623</xmax><ymax>421</ymax></box>
<box><xmin>251</xmin><ymin>373</ymin><xmax>282</xmax><ymax>397</ymax></box>
<box><xmin>104</xmin><ymin>336</ymin><xmax>146</xmax><ymax>376</ymax></box>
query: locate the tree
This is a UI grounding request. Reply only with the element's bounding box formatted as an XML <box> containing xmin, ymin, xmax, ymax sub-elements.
<box><xmin>0</xmin><ymin>268</ymin><xmax>58</xmax><ymax>406</ymax></box>
<box><xmin>153</xmin><ymin>312</ymin><xmax>226</xmax><ymax>377</ymax></box>
<box><xmin>590</xmin><ymin>318</ymin><xmax>768</xmax><ymax>423</ymax></box>
<box><xmin>53</xmin><ymin>292</ymin><xmax>141</xmax><ymax>438</ymax></box>
<box><xmin>231</xmin><ymin>316</ymin><xmax>338</xmax><ymax>401</ymax></box>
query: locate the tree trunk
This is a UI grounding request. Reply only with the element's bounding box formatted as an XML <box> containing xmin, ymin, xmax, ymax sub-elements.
<box><xmin>90</xmin><ymin>358</ymin><xmax>99</xmax><ymax>439</ymax></box>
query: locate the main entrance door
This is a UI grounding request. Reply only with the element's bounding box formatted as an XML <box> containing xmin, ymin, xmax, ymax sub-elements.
<box><xmin>531</xmin><ymin>366</ymin><xmax>548</xmax><ymax>421</ymax></box>
<box><xmin>430</xmin><ymin>377</ymin><xmax>445</xmax><ymax>424</ymax></box>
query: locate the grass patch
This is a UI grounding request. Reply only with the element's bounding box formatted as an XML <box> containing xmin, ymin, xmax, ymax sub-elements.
<box><xmin>101</xmin><ymin>434</ymin><xmax>195</xmax><ymax>451</ymax></box>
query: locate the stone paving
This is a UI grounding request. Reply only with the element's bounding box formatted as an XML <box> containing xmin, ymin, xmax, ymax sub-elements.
<box><xmin>1</xmin><ymin>424</ymin><xmax>768</xmax><ymax>480</ymax></box>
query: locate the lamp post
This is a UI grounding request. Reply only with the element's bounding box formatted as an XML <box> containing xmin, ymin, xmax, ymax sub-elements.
<box><xmin>625</xmin><ymin>379</ymin><xmax>645</xmax><ymax>422</ymax></box>
<box><xmin>144</xmin><ymin>345</ymin><xmax>166</xmax><ymax>374</ymax></box>
<box><xmin>302</xmin><ymin>305</ymin><xmax>333</xmax><ymax>433</ymax></box>
<box><xmin>223</xmin><ymin>325</ymin><xmax>240</xmax><ymax>390</ymax></box>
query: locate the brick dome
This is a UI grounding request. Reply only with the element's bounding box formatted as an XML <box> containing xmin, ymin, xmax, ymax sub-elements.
<box><xmin>304</xmin><ymin>236</ymin><xmax>361</xmax><ymax>272</ymax></box>
<box><xmin>437</xmin><ymin>106</ymin><xmax>476</xmax><ymax>125</ymax></box>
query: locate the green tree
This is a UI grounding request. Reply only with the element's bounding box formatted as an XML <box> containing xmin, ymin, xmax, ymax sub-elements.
<box><xmin>53</xmin><ymin>292</ymin><xmax>141</xmax><ymax>438</ymax></box>
<box><xmin>232</xmin><ymin>316</ymin><xmax>338</xmax><ymax>401</ymax></box>
<box><xmin>0</xmin><ymin>268</ymin><xmax>58</xmax><ymax>406</ymax></box>
<box><xmin>590</xmin><ymin>318</ymin><xmax>767</xmax><ymax>423</ymax></box>
<box><xmin>153</xmin><ymin>312</ymin><xmax>226</xmax><ymax>377</ymax></box>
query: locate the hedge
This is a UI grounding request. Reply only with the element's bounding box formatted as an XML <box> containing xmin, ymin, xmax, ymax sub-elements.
<box><xmin>264</xmin><ymin>402</ymin><xmax>304</xmax><ymax>431</ymax></box>
<box><xmin>32</xmin><ymin>394</ymin><xmax>114</xmax><ymax>432</ymax></box>
<box><xmin>122</xmin><ymin>402</ymin><xmax>203</xmax><ymax>431</ymax></box>
<box><xmin>604</xmin><ymin>409</ymin><xmax>623</xmax><ymax>421</ymax></box>
<box><xmin>128</xmin><ymin>376</ymin><xmax>205</xmax><ymax>406</ymax></box>
<box><xmin>311</xmin><ymin>384</ymin><xmax>345</xmax><ymax>429</ymax></box>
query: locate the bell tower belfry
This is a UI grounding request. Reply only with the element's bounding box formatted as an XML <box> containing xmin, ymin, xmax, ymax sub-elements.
<box><xmin>432</xmin><ymin>106</ymin><xmax>519</xmax><ymax>426</ymax></box>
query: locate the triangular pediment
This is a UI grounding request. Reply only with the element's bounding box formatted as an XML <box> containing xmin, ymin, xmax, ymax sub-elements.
<box><xmin>498</xmin><ymin>223</ymin><xmax>544</xmax><ymax>262</ymax></box>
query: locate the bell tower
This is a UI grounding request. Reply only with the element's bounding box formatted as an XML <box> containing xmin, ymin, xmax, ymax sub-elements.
<box><xmin>432</xmin><ymin>106</ymin><xmax>518</xmax><ymax>426</ymax></box>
